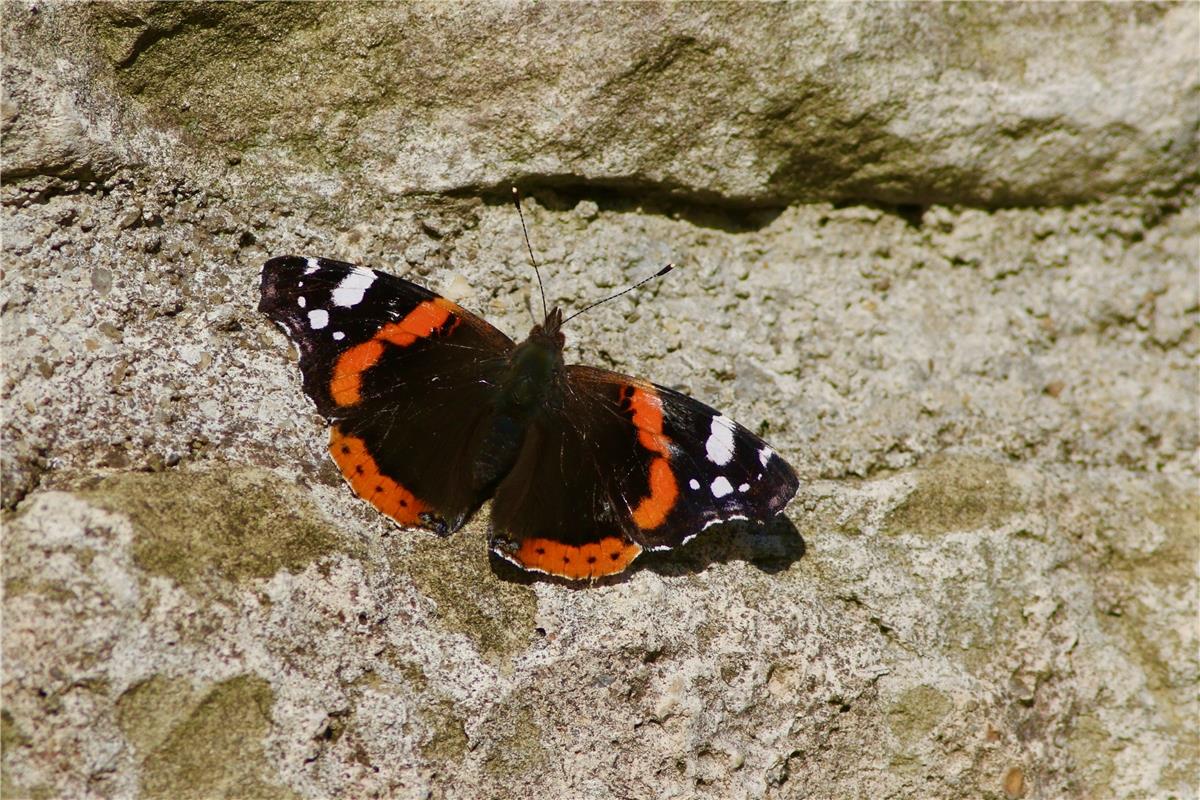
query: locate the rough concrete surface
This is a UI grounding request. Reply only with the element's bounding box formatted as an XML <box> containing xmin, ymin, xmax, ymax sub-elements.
<box><xmin>2</xmin><ymin>3</ymin><xmax>1197</xmax><ymax>799</ymax></box>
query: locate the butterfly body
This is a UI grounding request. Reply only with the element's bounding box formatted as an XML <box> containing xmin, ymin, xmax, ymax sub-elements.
<box><xmin>259</xmin><ymin>254</ymin><xmax>798</xmax><ymax>581</ymax></box>
<box><xmin>465</xmin><ymin>312</ymin><xmax>565</xmax><ymax>499</ymax></box>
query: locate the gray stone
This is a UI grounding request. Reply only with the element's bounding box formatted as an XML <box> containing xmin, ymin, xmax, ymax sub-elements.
<box><xmin>2</xmin><ymin>3</ymin><xmax>1196</xmax><ymax>800</ymax></box>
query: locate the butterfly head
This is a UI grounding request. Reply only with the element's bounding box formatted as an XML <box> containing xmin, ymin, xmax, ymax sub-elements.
<box><xmin>534</xmin><ymin>306</ymin><xmax>565</xmax><ymax>340</ymax></box>
<box><xmin>518</xmin><ymin>307</ymin><xmax>566</xmax><ymax>367</ymax></box>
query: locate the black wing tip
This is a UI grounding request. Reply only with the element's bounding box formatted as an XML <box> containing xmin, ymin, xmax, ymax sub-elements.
<box><xmin>763</xmin><ymin>452</ymin><xmax>801</xmax><ymax>516</ymax></box>
<box><xmin>260</xmin><ymin>254</ymin><xmax>301</xmax><ymax>282</ymax></box>
<box><xmin>773</xmin><ymin>481</ymin><xmax>800</xmax><ymax>517</ymax></box>
<box><xmin>262</xmin><ymin>254</ymin><xmax>307</xmax><ymax>276</ymax></box>
<box><xmin>258</xmin><ymin>256</ymin><xmax>313</xmax><ymax>315</ymax></box>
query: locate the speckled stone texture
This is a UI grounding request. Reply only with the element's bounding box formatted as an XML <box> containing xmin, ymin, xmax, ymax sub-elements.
<box><xmin>2</xmin><ymin>3</ymin><xmax>1197</xmax><ymax>799</ymax></box>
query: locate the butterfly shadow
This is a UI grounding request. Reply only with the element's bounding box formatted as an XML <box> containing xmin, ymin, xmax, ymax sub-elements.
<box><xmin>488</xmin><ymin>514</ymin><xmax>806</xmax><ymax>589</ymax></box>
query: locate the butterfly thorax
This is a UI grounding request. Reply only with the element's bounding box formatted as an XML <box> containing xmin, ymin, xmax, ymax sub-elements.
<box><xmin>500</xmin><ymin>308</ymin><xmax>566</xmax><ymax>413</ymax></box>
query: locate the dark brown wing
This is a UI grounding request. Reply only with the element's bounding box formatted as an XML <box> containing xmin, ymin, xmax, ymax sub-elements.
<box><xmin>259</xmin><ymin>256</ymin><xmax>515</xmax><ymax>532</ymax></box>
<box><xmin>488</xmin><ymin>365</ymin><xmax>798</xmax><ymax>580</ymax></box>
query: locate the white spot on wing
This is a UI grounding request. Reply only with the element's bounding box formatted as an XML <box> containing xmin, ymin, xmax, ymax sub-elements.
<box><xmin>738</xmin><ymin>483</ymin><xmax>750</xmax><ymax>493</ymax></box>
<box><xmin>689</xmin><ymin>478</ymin><xmax>700</xmax><ymax>490</ymax></box>
<box><xmin>304</xmin><ymin>257</ymin><xmax>320</xmax><ymax>274</ymax></box>
<box><xmin>332</xmin><ymin>268</ymin><xmax>376</xmax><ymax>307</ymax></box>
<box><xmin>711</xmin><ymin>476</ymin><xmax>733</xmax><ymax>498</ymax></box>
<box><xmin>297</xmin><ymin>296</ymin><xmax>306</xmax><ymax>308</ymax></box>
<box><xmin>332</xmin><ymin>331</ymin><xmax>345</xmax><ymax>341</ymax></box>
<box><xmin>705</xmin><ymin>415</ymin><xmax>736</xmax><ymax>466</ymax></box>
<box><xmin>706</xmin><ymin>514</ymin><xmax>749</xmax><ymax>530</ymax></box>
<box><xmin>308</xmin><ymin>309</ymin><xmax>329</xmax><ymax>329</ymax></box>
<box><xmin>758</xmin><ymin>445</ymin><xmax>774</xmax><ymax>467</ymax></box>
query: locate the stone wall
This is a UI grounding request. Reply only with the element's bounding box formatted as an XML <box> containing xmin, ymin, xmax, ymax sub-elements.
<box><xmin>3</xmin><ymin>4</ymin><xmax>1197</xmax><ymax>798</ymax></box>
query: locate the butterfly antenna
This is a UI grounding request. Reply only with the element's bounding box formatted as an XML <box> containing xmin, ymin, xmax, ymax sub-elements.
<box><xmin>512</xmin><ymin>188</ymin><xmax>549</xmax><ymax>321</ymax></box>
<box><xmin>562</xmin><ymin>263</ymin><xmax>674</xmax><ymax>325</ymax></box>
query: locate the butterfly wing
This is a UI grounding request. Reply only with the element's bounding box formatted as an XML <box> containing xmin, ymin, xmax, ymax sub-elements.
<box><xmin>488</xmin><ymin>365</ymin><xmax>798</xmax><ymax>580</ymax></box>
<box><xmin>259</xmin><ymin>256</ymin><xmax>515</xmax><ymax>532</ymax></box>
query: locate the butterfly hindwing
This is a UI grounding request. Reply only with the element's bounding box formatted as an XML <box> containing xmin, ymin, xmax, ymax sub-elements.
<box><xmin>259</xmin><ymin>256</ymin><xmax>515</xmax><ymax>532</ymax></box>
<box><xmin>486</xmin><ymin>381</ymin><xmax>649</xmax><ymax>580</ymax></box>
<box><xmin>488</xmin><ymin>365</ymin><xmax>798</xmax><ymax>579</ymax></box>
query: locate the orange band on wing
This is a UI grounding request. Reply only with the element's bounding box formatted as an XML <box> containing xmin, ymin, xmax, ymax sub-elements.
<box><xmin>376</xmin><ymin>298</ymin><xmax>455</xmax><ymax>347</ymax></box>
<box><xmin>632</xmin><ymin>457</ymin><xmax>678</xmax><ymax>530</ymax></box>
<box><xmin>330</xmin><ymin>299</ymin><xmax>457</xmax><ymax>407</ymax></box>
<box><xmin>513</xmin><ymin>535</ymin><xmax>642</xmax><ymax>580</ymax></box>
<box><xmin>629</xmin><ymin>387</ymin><xmax>671</xmax><ymax>455</ymax></box>
<box><xmin>330</xmin><ymin>340</ymin><xmax>384</xmax><ymax>406</ymax></box>
<box><xmin>330</xmin><ymin>427</ymin><xmax>428</xmax><ymax>525</ymax></box>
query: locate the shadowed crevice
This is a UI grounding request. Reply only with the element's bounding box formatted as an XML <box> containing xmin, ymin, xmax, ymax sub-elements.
<box><xmin>457</xmin><ymin>177</ymin><xmax>788</xmax><ymax>234</ymax></box>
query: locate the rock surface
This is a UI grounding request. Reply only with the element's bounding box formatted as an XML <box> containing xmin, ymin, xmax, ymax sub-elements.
<box><xmin>2</xmin><ymin>3</ymin><xmax>1197</xmax><ymax>799</ymax></box>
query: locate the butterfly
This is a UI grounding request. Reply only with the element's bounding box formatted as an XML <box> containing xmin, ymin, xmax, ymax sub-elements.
<box><xmin>258</xmin><ymin>199</ymin><xmax>798</xmax><ymax>581</ymax></box>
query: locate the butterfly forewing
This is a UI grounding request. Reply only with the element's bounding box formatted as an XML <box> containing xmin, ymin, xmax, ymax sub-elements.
<box><xmin>259</xmin><ymin>256</ymin><xmax>515</xmax><ymax>532</ymax></box>
<box><xmin>636</xmin><ymin>379</ymin><xmax>799</xmax><ymax>548</ymax></box>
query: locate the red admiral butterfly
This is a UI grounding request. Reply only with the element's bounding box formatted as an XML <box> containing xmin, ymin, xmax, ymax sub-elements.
<box><xmin>259</xmin><ymin>198</ymin><xmax>798</xmax><ymax>581</ymax></box>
